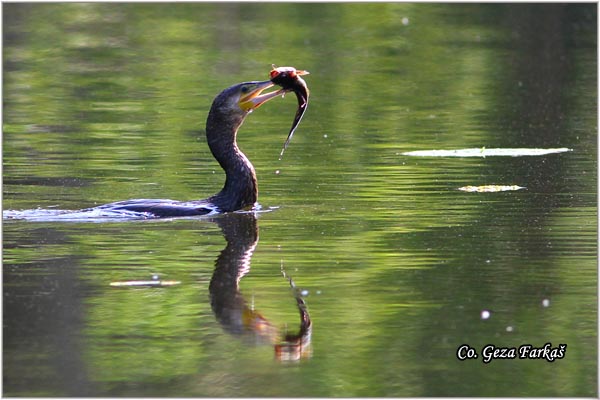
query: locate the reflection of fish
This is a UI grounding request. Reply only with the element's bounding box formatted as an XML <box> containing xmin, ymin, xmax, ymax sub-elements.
<box><xmin>270</xmin><ymin>65</ymin><xmax>310</xmax><ymax>159</ymax></box>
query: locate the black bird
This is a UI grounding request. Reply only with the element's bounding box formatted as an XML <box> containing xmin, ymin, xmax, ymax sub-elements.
<box><xmin>88</xmin><ymin>80</ymin><xmax>285</xmax><ymax>218</ymax></box>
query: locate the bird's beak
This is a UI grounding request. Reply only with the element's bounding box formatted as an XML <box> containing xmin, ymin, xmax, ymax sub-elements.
<box><xmin>239</xmin><ymin>80</ymin><xmax>285</xmax><ymax>112</ymax></box>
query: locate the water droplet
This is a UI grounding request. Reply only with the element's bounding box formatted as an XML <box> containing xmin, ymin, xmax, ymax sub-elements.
<box><xmin>401</xmin><ymin>17</ymin><xmax>409</xmax><ymax>25</ymax></box>
<box><xmin>275</xmin><ymin>170</ymin><xmax>280</xmax><ymax>175</ymax></box>
<box><xmin>480</xmin><ymin>310</ymin><xmax>491</xmax><ymax>320</ymax></box>
<box><xmin>506</xmin><ymin>326</ymin><xmax>514</xmax><ymax>332</ymax></box>
<box><xmin>542</xmin><ymin>298</ymin><xmax>550</xmax><ymax>307</ymax></box>
<box><xmin>300</xmin><ymin>289</ymin><xmax>309</xmax><ymax>296</ymax></box>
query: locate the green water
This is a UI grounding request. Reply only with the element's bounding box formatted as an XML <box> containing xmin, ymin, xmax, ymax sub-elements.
<box><xmin>3</xmin><ymin>3</ymin><xmax>597</xmax><ymax>397</ymax></box>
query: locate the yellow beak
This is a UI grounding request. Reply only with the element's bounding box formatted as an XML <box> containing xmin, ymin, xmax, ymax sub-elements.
<box><xmin>239</xmin><ymin>80</ymin><xmax>284</xmax><ymax>111</ymax></box>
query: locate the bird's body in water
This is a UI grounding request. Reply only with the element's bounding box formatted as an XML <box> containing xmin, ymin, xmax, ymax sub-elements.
<box><xmin>13</xmin><ymin>80</ymin><xmax>285</xmax><ymax>220</ymax></box>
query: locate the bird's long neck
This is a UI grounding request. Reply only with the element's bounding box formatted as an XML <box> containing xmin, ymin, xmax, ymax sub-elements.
<box><xmin>206</xmin><ymin>108</ymin><xmax>258</xmax><ymax>212</ymax></box>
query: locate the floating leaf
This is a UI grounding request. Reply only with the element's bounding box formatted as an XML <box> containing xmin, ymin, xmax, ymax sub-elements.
<box><xmin>458</xmin><ymin>185</ymin><xmax>526</xmax><ymax>193</ymax></box>
<box><xmin>110</xmin><ymin>280</ymin><xmax>181</xmax><ymax>287</ymax></box>
<box><xmin>403</xmin><ymin>148</ymin><xmax>572</xmax><ymax>157</ymax></box>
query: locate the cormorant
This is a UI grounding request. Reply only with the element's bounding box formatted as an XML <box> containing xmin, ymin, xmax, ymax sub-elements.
<box><xmin>88</xmin><ymin>80</ymin><xmax>286</xmax><ymax>218</ymax></box>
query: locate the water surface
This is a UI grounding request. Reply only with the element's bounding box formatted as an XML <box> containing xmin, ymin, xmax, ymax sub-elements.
<box><xmin>3</xmin><ymin>3</ymin><xmax>597</xmax><ymax>397</ymax></box>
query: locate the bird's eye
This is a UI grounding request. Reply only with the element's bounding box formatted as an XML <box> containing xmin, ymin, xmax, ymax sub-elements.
<box><xmin>241</xmin><ymin>86</ymin><xmax>249</xmax><ymax>93</ymax></box>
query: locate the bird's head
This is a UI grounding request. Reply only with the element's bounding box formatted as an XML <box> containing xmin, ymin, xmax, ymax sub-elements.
<box><xmin>213</xmin><ymin>80</ymin><xmax>284</xmax><ymax>117</ymax></box>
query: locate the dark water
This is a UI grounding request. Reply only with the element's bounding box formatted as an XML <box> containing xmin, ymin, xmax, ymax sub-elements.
<box><xmin>3</xmin><ymin>3</ymin><xmax>597</xmax><ymax>397</ymax></box>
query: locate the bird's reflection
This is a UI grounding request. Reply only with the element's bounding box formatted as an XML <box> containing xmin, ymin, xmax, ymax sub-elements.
<box><xmin>208</xmin><ymin>212</ymin><xmax>312</xmax><ymax>361</ymax></box>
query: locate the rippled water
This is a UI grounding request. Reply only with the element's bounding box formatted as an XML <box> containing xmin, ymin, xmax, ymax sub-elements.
<box><xmin>3</xmin><ymin>3</ymin><xmax>597</xmax><ymax>397</ymax></box>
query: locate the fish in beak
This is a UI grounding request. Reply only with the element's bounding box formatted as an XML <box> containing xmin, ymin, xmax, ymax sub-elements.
<box><xmin>269</xmin><ymin>66</ymin><xmax>310</xmax><ymax>159</ymax></box>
